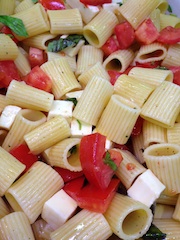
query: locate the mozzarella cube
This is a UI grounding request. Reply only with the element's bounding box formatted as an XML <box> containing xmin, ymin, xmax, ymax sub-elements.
<box><xmin>71</xmin><ymin>118</ymin><xmax>92</xmax><ymax>137</ymax></box>
<box><xmin>47</xmin><ymin>100</ymin><xmax>73</xmax><ymax>121</ymax></box>
<box><xmin>65</xmin><ymin>90</ymin><xmax>83</xmax><ymax>101</ymax></box>
<box><xmin>102</xmin><ymin>3</ymin><xmax>120</xmax><ymax>12</ymax></box>
<box><xmin>41</xmin><ymin>189</ymin><xmax>78</xmax><ymax>230</ymax></box>
<box><xmin>127</xmin><ymin>169</ymin><xmax>165</xmax><ymax>207</ymax></box>
<box><xmin>93</xmin><ymin>128</ymin><xmax>113</xmax><ymax>150</ymax></box>
<box><xmin>0</xmin><ymin>105</ymin><xmax>21</xmax><ymax>130</ymax></box>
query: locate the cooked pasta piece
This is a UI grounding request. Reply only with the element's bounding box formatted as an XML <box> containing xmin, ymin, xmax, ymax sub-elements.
<box><xmin>0</xmin><ymin>212</ymin><xmax>35</xmax><ymax>240</ymax></box>
<box><xmin>5</xmin><ymin>161</ymin><xmax>64</xmax><ymax>224</ymax></box>
<box><xmin>83</xmin><ymin>9</ymin><xmax>118</xmax><ymax>48</ymax></box>
<box><xmin>157</xmin><ymin>193</ymin><xmax>178</xmax><ymax>206</ymax></box>
<box><xmin>144</xmin><ymin>143</ymin><xmax>180</xmax><ymax>196</ymax></box>
<box><xmin>160</xmin><ymin>13</ymin><xmax>180</xmax><ymax>29</ymax></box>
<box><xmin>14</xmin><ymin>0</ymin><xmax>34</xmax><ymax>13</ymax></box>
<box><xmin>131</xmin><ymin>132</ymin><xmax>145</xmax><ymax>164</ymax></box>
<box><xmin>161</xmin><ymin>44</ymin><xmax>180</xmax><ymax>67</ymax></box>
<box><xmin>0</xmin><ymin>94</ymin><xmax>8</xmax><ymax>113</ymax></box>
<box><xmin>104</xmin><ymin>193</ymin><xmax>153</xmax><ymax>240</ymax></box>
<box><xmin>62</xmin><ymin>39</ymin><xmax>85</xmax><ymax>57</ymax></box>
<box><xmin>167</xmin><ymin>123</ymin><xmax>180</xmax><ymax>145</ymax></box>
<box><xmin>6</xmin><ymin>80</ymin><xmax>54</xmax><ymax>112</ymax></box>
<box><xmin>154</xmin><ymin>203</ymin><xmax>174</xmax><ymax>219</ymax></box>
<box><xmin>0</xmin><ymin>130</ymin><xmax>7</xmax><ymax>146</ymax></box>
<box><xmin>0</xmin><ymin>197</ymin><xmax>10</xmax><ymax>219</ymax></box>
<box><xmin>96</xmin><ymin>94</ymin><xmax>141</xmax><ymax>144</ymax></box>
<box><xmin>32</xmin><ymin>218</ymin><xmax>54</xmax><ymax>240</ymax></box>
<box><xmin>0</xmin><ymin>146</ymin><xmax>25</xmax><ymax>196</ymax></box>
<box><xmin>156</xmin><ymin>0</ymin><xmax>169</xmax><ymax>13</ymax></box>
<box><xmin>0</xmin><ymin>34</ymin><xmax>18</xmax><ymax>61</ymax></box>
<box><xmin>172</xmin><ymin>194</ymin><xmax>180</xmax><ymax>221</ymax></box>
<box><xmin>0</xmin><ymin>0</ymin><xmax>15</xmax><ymax>15</ymax></box>
<box><xmin>14</xmin><ymin>47</ymin><xmax>31</xmax><ymax>77</ymax></box>
<box><xmin>72</xmin><ymin>76</ymin><xmax>113</xmax><ymax>126</ymax></box>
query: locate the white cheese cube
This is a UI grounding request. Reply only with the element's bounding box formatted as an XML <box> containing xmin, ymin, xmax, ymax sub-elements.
<box><xmin>41</xmin><ymin>189</ymin><xmax>78</xmax><ymax>230</ymax></box>
<box><xmin>71</xmin><ymin>118</ymin><xmax>92</xmax><ymax>137</ymax></box>
<box><xmin>0</xmin><ymin>105</ymin><xmax>21</xmax><ymax>130</ymax></box>
<box><xmin>102</xmin><ymin>3</ymin><xmax>120</xmax><ymax>12</ymax></box>
<box><xmin>65</xmin><ymin>90</ymin><xmax>83</xmax><ymax>101</ymax></box>
<box><xmin>127</xmin><ymin>169</ymin><xmax>165</xmax><ymax>207</ymax></box>
<box><xmin>93</xmin><ymin>128</ymin><xmax>113</xmax><ymax>150</ymax></box>
<box><xmin>47</xmin><ymin>100</ymin><xmax>74</xmax><ymax>121</ymax></box>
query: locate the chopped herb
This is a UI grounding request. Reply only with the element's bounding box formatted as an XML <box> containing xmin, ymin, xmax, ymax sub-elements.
<box><xmin>32</xmin><ymin>0</ymin><xmax>38</xmax><ymax>3</ymax></box>
<box><xmin>47</xmin><ymin>34</ymin><xmax>85</xmax><ymax>52</ymax></box>
<box><xmin>167</xmin><ymin>4</ymin><xmax>173</xmax><ymax>13</ymax></box>
<box><xmin>142</xmin><ymin>224</ymin><xmax>166</xmax><ymax>240</ymax></box>
<box><xmin>104</xmin><ymin>151</ymin><xmax>117</xmax><ymax>171</ymax></box>
<box><xmin>69</xmin><ymin>145</ymin><xmax>77</xmax><ymax>155</ymax></box>
<box><xmin>77</xmin><ymin>119</ymin><xmax>82</xmax><ymax>130</ymax></box>
<box><xmin>66</xmin><ymin>97</ymin><xmax>78</xmax><ymax>106</ymax></box>
<box><xmin>170</xmin><ymin>13</ymin><xmax>177</xmax><ymax>17</ymax></box>
<box><xmin>156</xmin><ymin>66</ymin><xmax>168</xmax><ymax>70</ymax></box>
<box><xmin>117</xmin><ymin>2</ymin><xmax>123</xmax><ymax>6</ymax></box>
<box><xmin>0</xmin><ymin>15</ymin><xmax>28</xmax><ymax>37</ymax></box>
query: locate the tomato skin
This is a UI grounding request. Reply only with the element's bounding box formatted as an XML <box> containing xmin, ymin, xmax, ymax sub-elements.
<box><xmin>108</xmin><ymin>70</ymin><xmax>122</xmax><ymax>85</ymax></box>
<box><xmin>80</xmin><ymin>0</ymin><xmax>111</xmax><ymax>5</ymax></box>
<box><xmin>54</xmin><ymin>167</ymin><xmax>84</xmax><ymax>183</ymax></box>
<box><xmin>10</xmin><ymin>144</ymin><xmax>38</xmax><ymax>172</ymax></box>
<box><xmin>135</xmin><ymin>18</ymin><xmax>159</xmax><ymax>45</ymax></box>
<box><xmin>114</xmin><ymin>21</ymin><xmax>135</xmax><ymax>49</ymax></box>
<box><xmin>157</xmin><ymin>26</ymin><xmax>180</xmax><ymax>44</ymax></box>
<box><xmin>39</xmin><ymin>0</ymin><xmax>65</xmax><ymax>10</ymax></box>
<box><xmin>0</xmin><ymin>61</ymin><xmax>21</xmax><ymax>88</ymax></box>
<box><xmin>131</xmin><ymin>116</ymin><xmax>144</xmax><ymax>136</ymax></box>
<box><xmin>0</xmin><ymin>26</ymin><xmax>19</xmax><ymax>43</ymax></box>
<box><xmin>24</xmin><ymin>66</ymin><xmax>52</xmax><ymax>92</ymax></box>
<box><xmin>101</xmin><ymin>36</ymin><xmax>119</xmax><ymax>57</ymax></box>
<box><xmin>168</xmin><ymin>66</ymin><xmax>180</xmax><ymax>86</ymax></box>
<box><xmin>29</xmin><ymin>47</ymin><xmax>46</xmax><ymax>68</ymax></box>
<box><xmin>63</xmin><ymin>176</ymin><xmax>85</xmax><ymax>199</ymax></box>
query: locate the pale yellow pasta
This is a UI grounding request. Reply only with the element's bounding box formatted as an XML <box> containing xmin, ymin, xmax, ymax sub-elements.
<box><xmin>156</xmin><ymin>0</ymin><xmax>169</xmax><ymax>13</ymax></box>
<box><xmin>96</xmin><ymin>94</ymin><xmax>141</xmax><ymax>144</ymax></box>
<box><xmin>41</xmin><ymin>58</ymin><xmax>81</xmax><ymax>99</ymax></box>
<box><xmin>73</xmin><ymin>76</ymin><xmax>113</xmax><ymax>126</ymax></box>
<box><xmin>167</xmin><ymin>123</ymin><xmax>180</xmax><ymax>145</ymax></box>
<box><xmin>157</xmin><ymin>193</ymin><xmax>178</xmax><ymax>206</ymax></box>
<box><xmin>141</xmin><ymin>81</ymin><xmax>180</xmax><ymax>128</ymax></box>
<box><xmin>0</xmin><ymin>34</ymin><xmax>18</xmax><ymax>61</ymax></box>
<box><xmin>43</xmin><ymin>138</ymin><xmax>82</xmax><ymax>171</ymax></box>
<box><xmin>0</xmin><ymin>146</ymin><xmax>25</xmax><ymax>196</ymax></box>
<box><xmin>154</xmin><ymin>203</ymin><xmax>174</xmax><ymax>219</ymax></box>
<box><xmin>172</xmin><ymin>194</ymin><xmax>180</xmax><ymax>221</ymax></box>
<box><xmin>14</xmin><ymin>0</ymin><xmax>34</xmax><ymax>13</ymax></box>
<box><xmin>115</xmin><ymin>149</ymin><xmax>146</xmax><ymax>189</ymax></box>
<box><xmin>24</xmin><ymin>116</ymin><xmax>71</xmax><ymax>155</ymax></box>
<box><xmin>75</xmin><ymin>45</ymin><xmax>104</xmax><ymax>76</ymax></box>
<box><xmin>161</xmin><ymin>44</ymin><xmax>180</xmax><ymax>67</ymax></box>
<box><xmin>103</xmin><ymin>49</ymin><xmax>134</xmax><ymax>72</ymax></box>
<box><xmin>175</xmin><ymin>112</ymin><xmax>180</xmax><ymax>123</ymax></box>
<box><xmin>118</xmin><ymin>0</ymin><xmax>159</xmax><ymax>29</ymax></box>
<box><xmin>144</xmin><ymin>143</ymin><xmax>180</xmax><ymax>196</ymax></box>
<box><xmin>50</xmin><ymin>209</ymin><xmax>112</xmax><ymax>240</ymax></box>
<box><xmin>12</xmin><ymin>3</ymin><xmax>50</xmax><ymax>40</ymax></box>
<box><xmin>62</xmin><ymin>39</ymin><xmax>85</xmax><ymax>58</ymax></box>
<box><xmin>0</xmin><ymin>0</ymin><xmax>15</xmax><ymax>15</ymax></box>
<box><xmin>32</xmin><ymin>219</ymin><xmax>53</xmax><ymax>240</ymax></box>
<box><xmin>128</xmin><ymin>67</ymin><xmax>173</xmax><ymax>87</ymax></box>
<box><xmin>14</xmin><ymin>47</ymin><xmax>31</xmax><ymax>76</ymax></box>
<box><xmin>0</xmin><ymin>197</ymin><xmax>10</xmax><ymax>219</ymax></box>
<box><xmin>114</xmin><ymin>74</ymin><xmax>154</xmax><ymax>107</ymax></box>
<box><xmin>104</xmin><ymin>193</ymin><xmax>153</xmax><ymax>240</ymax></box>
<box><xmin>22</xmin><ymin>32</ymin><xmax>57</xmax><ymax>50</ymax></box>
<box><xmin>0</xmin><ymin>212</ymin><xmax>35</xmax><ymax>240</ymax></box>
<box><xmin>134</xmin><ymin>42</ymin><xmax>167</xmax><ymax>64</ymax></box>
<box><xmin>2</xmin><ymin>109</ymin><xmax>46</xmax><ymax>152</ymax></box>
<box><xmin>0</xmin><ymin>130</ymin><xmax>8</xmax><ymax>146</ymax></box>
<box><xmin>131</xmin><ymin>132</ymin><xmax>145</xmax><ymax>164</ymax></box>
<box><xmin>6</xmin><ymin>80</ymin><xmax>54</xmax><ymax>112</ymax></box>
<box><xmin>0</xmin><ymin>94</ymin><xmax>8</xmax><ymax>113</ymax></box>
<box><xmin>153</xmin><ymin>218</ymin><xmax>180</xmax><ymax>239</ymax></box>
<box><xmin>160</xmin><ymin>13</ymin><xmax>180</xmax><ymax>29</ymax></box>
<box><xmin>83</xmin><ymin>9</ymin><xmax>118</xmax><ymax>48</ymax></box>
<box><xmin>150</xmin><ymin>8</ymin><xmax>161</xmax><ymax>31</ymax></box>
<box><xmin>5</xmin><ymin>161</ymin><xmax>64</xmax><ymax>224</ymax></box>
<box><xmin>47</xmin><ymin>8</ymin><xmax>83</xmax><ymax>35</ymax></box>
<box><xmin>143</xmin><ymin>120</ymin><xmax>167</xmax><ymax>148</ymax></box>
<box><xmin>78</xmin><ymin>61</ymin><xmax>110</xmax><ymax>88</ymax></box>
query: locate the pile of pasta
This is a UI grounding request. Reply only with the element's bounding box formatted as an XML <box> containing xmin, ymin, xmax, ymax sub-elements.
<box><xmin>0</xmin><ymin>0</ymin><xmax>180</xmax><ymax>239</ymax></box>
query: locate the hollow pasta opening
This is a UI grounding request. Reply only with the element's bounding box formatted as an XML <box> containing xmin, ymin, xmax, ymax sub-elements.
<box><xmin>147</xmin><ymin>145</ymin><xmax>179</xmax><ymax>156</ymax></box>
<box><xmin>105</xmin><ymin>59</ymin><xmax>122</xmax><ymax>71</ymax></box>
<box><xmin>140</xmin><ymin>50</ymin><xmax>164</xmax><ymax>60</ymax></box>
<box><xmin>83</xmin><ymin>29</ymin><xmax>99</xmax><ymax>46</ymax></box>
<box><xmin>22</xmin><ymin>110</ymin><xmax>45</xmax><ymax>121</ymax></box>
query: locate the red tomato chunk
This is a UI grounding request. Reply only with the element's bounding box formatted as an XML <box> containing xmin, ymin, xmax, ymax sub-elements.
<box><xmin>29</xmin><ymin>47</ymin><xmax>47</xmax><ymax>68</ymax></box>
<box><xmin>80</xmin><ymin>0</ymin><xmax>112</xmax><ymax>6</ymax></box>
<box><xmin>157</xmin><ymin>26</ymin><xmax>180</xmax><ymax>44</ymax></box>
<box><xmin>54</xmin><ymin>167</ymin><xmax>84</xmax><ymax>183</ymax></box>
<box><xmin>101</xmin><ymin>36</ymin><xmax>119</xmax><ymax>57</ymax></box>
<box><xmin>39</xmin><ymin>0</ymin><xmax>65</xmax><ymax>10</ymax></box>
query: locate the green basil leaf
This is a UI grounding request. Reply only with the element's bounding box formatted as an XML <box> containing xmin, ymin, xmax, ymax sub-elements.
<box><xmin>104</xmin><ymin>151</ymin><xmax>117</xmax><ymax>171</ymax></box>
<box><xmin>142</xmin><ymin>224</ymin><xmax>166</xmax><ymax>239</ymax></box>
<box><xmin>167</xmin><ymin>4</ymin><xmax>173</xmax><ymax>13</ymax></box>
<box><xmin>65</xmin><ymin>97</ymin><xmax>78</xmax><ymax>106</ymax></box>
<box><xmin>32</xmin><ymin>0</ymin><xmax>38</xmax><ymax>3</ymax></box>
<box><xmin>77</xmin><ymin>119</ymin><xmax>82</xmax><ymax>130</ymax></box>
<box><xmin>0</xmin><ymin>15</ymin><xmax>28</xmax><ymax>37</ymax></box>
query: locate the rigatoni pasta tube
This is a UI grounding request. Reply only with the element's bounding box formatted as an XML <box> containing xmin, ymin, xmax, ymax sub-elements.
<box><xmin>131</xmin><ymin>132</ymin><xmax>145</xmax><ymax>164</ymax></box>
<box><xmin>104</xmin><ymin>193</ymin><xmax>153</xmax><ymax>240</ymax></box>
<box><xmin>83</xmin><ymin>9</ymin><xmax>118</xmax><ymax>48</ymax></box>
<box><xmin>14</xmin><ymin>47</ymin><xmax>31</xmax><ymax>77</ymax></box>
<box><xmin>0</xmin><ymin>197</ymin><xmax>10</xmax><ymax>219</ymax></box>
<box><xmin>0</xmin><ymin>0</ymin><xmax>15</xmax><ymax>15</ymax></box>
<box><xmin>5</xmin><ymin>161</ymin><xmax>64</xmax><ymax>224</ymax></box>
<box><xmin>161</xmin><ymin>44</ymin><xmax>180</xmax><ymax>67</ymax></box>
<box><xmin>167</xmin><ymin>123</ymin><xmax>180</xmax><ymax>145</ymax></box>
<box><xmin>157</xmin><ymin>193</ymin><xmax>178</xmax><ymax>206</ymax></box>
<box><xmin>154</xmin><ymin>203</ymin><xmax>174</xmax><ymax>219</ymax></box>
<box><xmin>6</xmin><ymin>80</ymin><xmax>54</xmax><ymax>112</ymax></box>
<box><xmin>0</xmin><ymin>147</ymin><xmax>25</xmax><ymax>196</ymax></box>
<box><xmin>32</xmin><ymin>218</ymin><xmax>53</xmax><ymax>240</ymax></box>
<box><xmin>160</xmin><ymin>13</ymin><xmax>180</xmax><ymax>29</ymax></box>
<box><xmin>156</xmin><ymin>0</ymin><xmax>168</xmax><ymax>13</ymax></box>
<box><xmin>144</xmin><ymin>143</ymin><xmax>180</xmax><ymax>196</ymax></box>
<box><xmin>96</xmin><ymin>94</ymin><xmax>141</xmax><ymax>144</ymax></box>
<box><xmin>2</xmin><ymin>109</ymin><xmax>46</xmax><ymax>152</ymax></box>
<box><xmin>50</xmin><ymin>209</ymin><xmax>112</xmax><ymax>240</ymax></box>
<box><xmin>0</xmin><ymin>34</ymin><xmax>18</xmax><ymax>61</ymax></box>
<box><xmin>172</xmin><ymin>194</ymin><xmax>180</xmax><ymax>221</ymax></box>
<box><xmin>24</xmin><ymin>116</ymin><xmax>71</xmax><ymax>155</ymax></box>
<box><xmin>72</xmin><ymin>76</ymin><xmax>113</xmax><ymax>126</ymax></box>
<box><xmin>14</xmin><ymin>0</ymin><xmax>34</xmax><ymax>13</ymax></box>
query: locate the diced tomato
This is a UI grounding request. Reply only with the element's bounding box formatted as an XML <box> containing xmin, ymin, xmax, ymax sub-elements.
<box><xmin>101</xmin><ymin>36</ymin><xmax>119</xmax><ymax>57</ymax></box>
<box><xmin>24</xmin><ymin>66</ymin><xmax>52</xmax><ymax>92</ymax></box>
<box><xmin>29</xmin><ymin>47</ymin><xmax>46</xmax><ymax>68</ymax></box>
<box><xmin>0</xmin><ymin>60</ymin><xmax>21</xmax><ymax>88</ymax></box>
<box><xmin>131</xmin><ymin>116</ymin><xmax>144</xmax><ymax>136</ymax></box>
<box><xmin>113</xmin><ymin>143</ymin><xmax>130</xmax><ymax>151</ymax></box>
<box><xmin>0</xmin><ymin>26</ymin><xmax>19</xmax><ymax>44</ymax></box>
<box><xmin>39</xmin><ymin>0</ymin><xmax>65</xmax><ymax>10</ymax></box>
<box><xmin>114</xmin><ymin>21</ymin><xmax>135</xmax><ymax>49</ymax></box>
<box><xmin>108</xmin><ymin>70</ymin><xmax>122</xmax><ymax>85</ymax></box>
<box><xmin>136</xmin><ymin>61</ymin><xmax>161</xmax><ymax>68</ymax></box>
<box><xmin>54</xmin><ymin>167</ymin><xmax>84</xmax><ymax>183</ymax></box>
<box><xmin>157</xmin><ymin>26</ymin><xmax>180</xmax><ymax>44</ymax></box>
<box><xmin>80</xmin><ymin>0</ymin><xmax>111</xmax><ymax>5</ymax></box>
<box><xmin>168</xmin><ymin>66</ymin><xmax>180</xmax><ymax>86</ymax></box>
<box><xmin>135</xmin><ymin>18</ymin><xmax>159</xmax><ymax>45</ymax></box>
<box><xmin>63</xmin><ymin>176</ymin><xmax>85</xmax><ymax>199</ymax></box>
<box><xmin>80</xmin><ymin>133</ymin><xmax>123</xmax><ymax>189</ymax></box>
<box><xmin>10</xmin><ymin>144</ymin><xmax>38</xmax><ymax>172</ymax></box>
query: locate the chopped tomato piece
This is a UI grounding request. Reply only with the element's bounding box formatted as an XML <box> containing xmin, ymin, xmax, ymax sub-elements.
<box><xmin>10</xmin><ymin>144</ymin><xmax>38</xmax><ymax>172</ymax></box>
<box><xmin>168</xmin><ymin>66</ymin><xmax>180</xmax><ymax>86</ymax></box>
<box><xmin>136</xmin><ymin>61</ymin><xmax>161</xmax><ymax>68</ymax></box>
<box><xmin>135</xmin><ymin>18</ymin><xmax>159</xmax><ymax>45</ymax></box>
<box><xmin>80</xmin><ymin>133</ymin><xmax>123</xmax><ymax>189</ymax></box>
<box><xmin>29</xmin><ymin>47</ymin><xmax>46</xmax><ymax>68</ymax></box>
<box><xmin>157</xmin><ymin>26</ymin><xmax>180</xmax><ymax>44</ymax></box>
<box><xmin>80</xmin><ymin>0</ymin><xmax>111</xmax><ymax>5</ymax></box>
<box><xmin>0</xmin><ymin>60</ymin><xmax>21</xmax><ymax>88</ymax></box>
<box><xmin>54</xmin><ymin>167</ymin><xmax>84</xmax><ymax>183</ymax></box>
<box><xmin>101</xmin><ymin>36</ymin><xmax>119</xmax><ymax>57</ymax></box>
<box><xmin>39</xmin><ymin>0</ymin><xmax>65</xmax><ymax>10</ymax></box>
<box><xmin>24</xmin><ymin>66</ymin><xmax>52</xmax><ymax>92</ymax></box>
<box><xmin>113</xmin><ymin>143</ymin><xmax>130</xmax><ymax>151</ymax></box>
<box><xmin>63</xmin><ymin>176</ymin><xmax>85</xmax><ymax>199</ymax></box>
<box><xmin>108</xmin><ymin>70</ymin><xmax>122</xmax><ymax>85</ymax></box>
<box><xmin>0</xmin><ymin>26</ymin><xmax>19</xmax><ymax>43</ymax></box>
<box><xmin>114</xmin><ymin>21</ymin><xmax>135</xmax><ymax>49</ymax></box>
<box><xmin>131</xmin><ymin>116</ymin><xmax>144</xmax><ymax>136</ymax></box>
